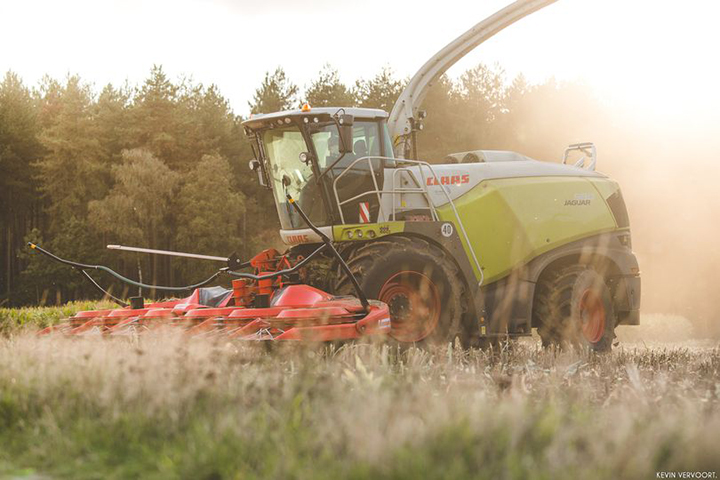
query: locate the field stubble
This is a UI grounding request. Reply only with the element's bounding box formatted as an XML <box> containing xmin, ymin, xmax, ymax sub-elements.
<box><xmin>0</xmin><ymin>308</ymin><xmax>718</xmax><ymax>479</ymax></box>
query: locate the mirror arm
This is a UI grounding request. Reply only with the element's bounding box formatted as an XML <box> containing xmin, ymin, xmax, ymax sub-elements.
<box><xmin>334</xmin><ymin>116</ymin><xmax>351</xmax><ymax>153</ymax></box>
<box><xmin>316</xmin><ymin>114</ymin><xmax>354</xmax><ymax>181</ymax></box>
<box><xmin>249</xmin><ymin>136</ymin><xmax>272</xmax><ymax>189</ymax></box>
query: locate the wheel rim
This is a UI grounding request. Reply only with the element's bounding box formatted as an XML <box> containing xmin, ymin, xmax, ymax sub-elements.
<box><xmin>579</xmin><ymin>288</ymin><xmax>606</xmax><ymax>343</ymax></box>
<box><xmin>379</xmin><ymin>271</ymin><xmax>441</xmax><ymax>343</ymax></box>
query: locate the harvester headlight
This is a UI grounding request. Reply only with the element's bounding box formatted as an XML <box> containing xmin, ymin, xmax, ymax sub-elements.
<box><xmin>303</xmin><ymin>117</ymin><xmax>309</xmax><ymax>123</ymax></box>
<box><xmin>355</xmin><ymin>229</ymin><xmax>363</xmax><ymax>238</ymax></box>
<box><xmin>347</xmin><ymin>231</ymin><xmax>353</xmax><ymax>239</ymax></box>
<box><xmin>299</xmin><ymin>152</ymin><xmax>309</xmax><ymax>164</ymax></box>
<box><xmin>284</xmin><ymin>118</ymin><xmax>291</xmax><ymax>124</ymax></box>
<box><xmin>618</xmin><ymin>233</ymin><xmax>632</xmax><ymax>248</ymax></box>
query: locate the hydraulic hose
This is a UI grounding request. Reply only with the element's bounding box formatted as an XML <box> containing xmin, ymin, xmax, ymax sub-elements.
<box><xmin>28</xmin><ymin>243</ymin><xmax>222</xmax><ymax>292</ymax></box>
<box><xmin>224</xmin><ymin>243</ymin><xmax>327</xmax><ymax>281</ymax></box>
<box><xmin>285</xmin><ymin>194</ymin><xmax>370</xmax><ymax>312</ymax></box>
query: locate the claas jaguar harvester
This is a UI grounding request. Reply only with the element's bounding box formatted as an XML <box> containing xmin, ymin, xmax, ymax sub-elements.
<box><xmin>31</xmin><ymin>0</ymin><xmax>640</xmax><ymax>349</ymax></box>
<box><xmin>241</xmin><ymin>0</ymin><xmax>641</xmax><ymax>350</ymax></box>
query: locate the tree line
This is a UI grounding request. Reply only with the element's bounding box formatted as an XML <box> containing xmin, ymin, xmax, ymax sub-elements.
<box><xmin>0</xmin><ymin>63</ymin><xmax>604</xmax><ymax>305</ymax></box>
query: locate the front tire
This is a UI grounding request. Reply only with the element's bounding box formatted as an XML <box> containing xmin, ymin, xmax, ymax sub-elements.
<box><xmin>332</xmin><ymin>236</ymin><xmax>469</xmax><ymax>346</ymax></box>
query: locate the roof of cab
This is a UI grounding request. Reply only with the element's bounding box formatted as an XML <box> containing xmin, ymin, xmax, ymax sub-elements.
<box><xmin>242</xmin><ymin>107</ymin><xmax>388</xmax><ymax>129</ymax></box>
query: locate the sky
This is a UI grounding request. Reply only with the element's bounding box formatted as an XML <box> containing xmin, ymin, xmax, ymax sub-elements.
<box><xmin>2</xmin><ymin>0</ymin><xmax>719</xmax><ymax>123</ymax></box>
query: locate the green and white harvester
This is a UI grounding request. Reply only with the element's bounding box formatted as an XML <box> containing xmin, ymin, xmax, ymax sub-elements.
<box><xmin>242</xmin><ymin>0</ymin><xmax>641</xmax><ymax>350</ymax></box>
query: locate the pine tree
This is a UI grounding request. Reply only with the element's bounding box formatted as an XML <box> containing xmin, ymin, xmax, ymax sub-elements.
<box><xmin>304</xmin><ymin>65</ymin><xmax>354</xmax><ymax>107</ymax></box>
<box><xmin>129</xmin><ymin>65</ymin><xmax>185</xmax><ymax>169</ymax></box>
<box><xmin>455</xmin><ymin>63</ymin><xmax>507</xmax><ymax>122</ymax></box>
<box><xmin>94</xmin><ymin>83</ymin><xmax>132</xmax><ymax>166</ymax></box>
<box><xmin>452</xmin><ymin>63</ymin><xmax>507</xmax><ymax>150</ymax></box>
<box><xmin>414</xmin><ymin>74</ymin><xmax>457</xmax><ymax>161</ymax></box>
<box><xmin>248</xmin><ymin>67</ymin><xmax>298</xmax><ymax>114</ymax></box>
<box><xmin>0</xmin><ymin>72</ymin><xmax>42</xmax><ymax>298</ymax></box>
<box><xmin>36</xmin><ymin>75</ymin><xmax>109</xmax><ymax>220</ymax></box>
<box><xmin>353</xmin><ymin>67</ymin><xmax>405</xmax><ymax>113</ymax></box>
<box><xmin>174</xmin><ymin>154</ymin><xmax>246</xmax><ymax>279</ymax></box>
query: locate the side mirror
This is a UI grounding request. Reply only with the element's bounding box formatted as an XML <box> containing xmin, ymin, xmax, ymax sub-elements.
<box><xmin>248</xmin><ymin>158</ymin><xmax>268</xmax><ymax>187</ymax></box>
<box><xmin>337</xmin><ymin>114</ymin><xmax>354</xmax><ymax>154</ymax></box>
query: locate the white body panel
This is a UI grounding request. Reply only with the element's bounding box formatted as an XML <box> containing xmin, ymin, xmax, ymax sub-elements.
<box><xmin>377</xmin><ymin>158</ymin><xmax>604</xmax><ymax>221</ymax></box>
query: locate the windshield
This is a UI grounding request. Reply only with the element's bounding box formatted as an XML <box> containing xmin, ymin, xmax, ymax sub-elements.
<box><xmin>259</xmin><ymin>119</ymin><xmax>391</xmax><ymax>231</ymax></box>
<box><xmin>310</xmin><ymin>120</ymin><xmax>387</xmax><ymax>224</ymax></box>
<box><xmin>262</xmin><ymin>126</ymin><xmax>326</xmax><ymax>230</ymax></box>
<box><xmin>310</xmin><ymin>121</ymin><xmax>383</xmax><ymax>171</ymax></box>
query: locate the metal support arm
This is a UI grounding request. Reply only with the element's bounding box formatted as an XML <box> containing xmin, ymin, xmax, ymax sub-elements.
<box><xmin>387</xmin><ymin>0</ymin><xmax>558</xmax><ymax>157</ymax></box>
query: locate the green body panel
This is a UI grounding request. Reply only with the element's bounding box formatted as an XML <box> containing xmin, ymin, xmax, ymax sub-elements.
<box><xmin>437</xmin><ymin>177</ymin><xmax>618</xmax><ymax>284</ymax></box>
<box><xmin>587</xmin><ymin>177</ymin><xmax>621</xmax><ymax>204</ymax></box>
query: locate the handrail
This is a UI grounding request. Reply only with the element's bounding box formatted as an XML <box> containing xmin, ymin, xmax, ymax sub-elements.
<box><xmin>331</xmin><ymin>156</ymin><xmax>485</xmax><ymax>286</ymax></box>
<box><xmin>563</xmin><ymin>142</ymin><xmax>596</xmax><ymax>171</ymax></box>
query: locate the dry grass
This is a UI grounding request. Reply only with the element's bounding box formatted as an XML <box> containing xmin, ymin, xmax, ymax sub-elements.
<box><xmin>0</xmin><ymin>310</ymin><xmax>718</xmax><ymax>479</ymax></box>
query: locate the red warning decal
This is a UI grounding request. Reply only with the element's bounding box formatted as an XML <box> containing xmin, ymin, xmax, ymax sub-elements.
<box><xmin>359</xmin><ymin>202</ymin><xmax>370</xmax><ymax>223</ymax></box>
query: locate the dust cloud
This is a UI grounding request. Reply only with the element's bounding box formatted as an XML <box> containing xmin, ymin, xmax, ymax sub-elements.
<box><xmin>498</xmin><ymin>89</ymin><xmax>720</xmax><ymax>338</ymax></box>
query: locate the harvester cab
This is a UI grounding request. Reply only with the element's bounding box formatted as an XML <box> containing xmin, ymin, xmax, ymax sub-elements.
<box><xmin>245</xmin><ymin>107</ymin><xmax>392</xmax><ymax>235</ymax></box>
<box><xmin>242</xmin><ymin>0</ymin><xmax>641</xmax><ymax>350</ymax></box>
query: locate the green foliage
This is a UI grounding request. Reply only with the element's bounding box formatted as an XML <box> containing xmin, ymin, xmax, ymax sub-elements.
<box><xmin>0</xmin><ymin>61</ymin><xmax>626</xmax><ymax>306</ymax></box>
<box><xmin>89</xmin><ymin>148</ymin><xmax>180</xmax><ymax>246</ymax></box>
<box><xmin>94</xmin><ymin>83</ymin><xmax>132</xmax><ymax>165</ymax></box>
<box><xmin>448</xmin><ymin>63</ymin><xmax>508</xmax><ymax>152</ymax></box>
<box><xmin>0</xmin><ymin>300</ymin><xmax>114</xmax><ymax>333</ymax></box>
<box><xmin>129</xmin><ymin>66</ymin><xmax>183</xmax><ymax>165</ymax></box>
<box><xmin>416</xmin><ymin>74</ymin><xmax>457</xmax><ymax>160</ymax></box>
<box><xmin>0</xmin><ymin>66</ymin><xmax>270</xmax><ymax>304</ymax></box>
<box><xmin>353</xmin><ymin>66</ymin><xmax>405</xmax><ymax>112</ymax></box>
<box><xmin>175</xmin><ymin>154</ymin><xmax>246</xmax><ymax>278</ymax></box>
<box><xmin>36</xmin><ymin>75</ymin><xmax>109</xmax><ymax>219</ymax></box>
<box><xmin>16</xmin><ymin>220</ymin><xmax>109</xmax><ymax>306</ymax></box>
<box><xmin>455</xmin><ymin>63</ymin><xmax>507</xmax><ymax>123</ymax></box>
<box><xmin>0</xmin><ymin>72</ymin><xmax>42</xmax><ymax>301</ymax></box>
<box><xmin>305</xmin><ymin>64</ymin><xmax>354</xmax><ymax>107</ymax></box>
<box><xmin>249</xmin><ymin>67</ymin><xmax>299</xmax><ymax>114</ymax></box>
<box><xmin>0</xmin><ymin>72</ymin><xmax>40</xmax><ymax>213</ymax></box>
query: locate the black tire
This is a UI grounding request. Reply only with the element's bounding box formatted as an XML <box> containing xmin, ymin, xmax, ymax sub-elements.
<box><xmin>332</xmin><ymin>236</ymin><xmax>469</xmax><ymax>346</ymax></box>
<box><xmin>534</xmin><ymin>265</ymin><xmax>615</xmax><ymax>352</ymax></box>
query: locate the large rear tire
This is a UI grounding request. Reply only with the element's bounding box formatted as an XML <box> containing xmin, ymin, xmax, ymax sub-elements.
<box><xmin>332</xmin><ymin>236</ymin><xmax>469</xmax><ymax>346</ymax></box>
<box><xmin>534</xmin><ymin>265</ymin><xmax>615</xmax><ymax>352</ymax></box>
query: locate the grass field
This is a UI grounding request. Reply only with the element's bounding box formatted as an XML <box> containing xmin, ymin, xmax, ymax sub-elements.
<box><xmin>0</xmin><ymin>305</ymin><xmax>718</xmax><ymax>479</ymax></box>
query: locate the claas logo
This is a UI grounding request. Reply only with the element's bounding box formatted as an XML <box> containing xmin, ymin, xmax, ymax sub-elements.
<box><xmin>426</xmin><ymin>174</ymin><xmax>470</xmax><ymax>186</ymax></box>
<box><xmin>286</xmin><ymin>234</ymin><xmax>309</xmax><ymax>244</ymax></box>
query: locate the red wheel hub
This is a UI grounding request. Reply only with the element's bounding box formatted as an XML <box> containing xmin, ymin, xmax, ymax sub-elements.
<box><xmin>579</xmin><ymin>289</ymin><xmax>606</xmax><ymax>343</ymax></box>
<box><xmin>379</xmin><ymin>271</ymin><xmax>441</xmax><ymax>343</ymax></box>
